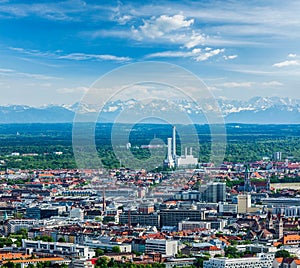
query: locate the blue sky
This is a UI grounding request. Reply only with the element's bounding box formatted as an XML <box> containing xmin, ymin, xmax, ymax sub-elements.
<box><xmin>0</xmin><ymin>0</ymin><xmax>300</xmax><ymax>105</ymax></box>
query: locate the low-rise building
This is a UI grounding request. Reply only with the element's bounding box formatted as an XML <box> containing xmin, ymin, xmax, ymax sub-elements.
<box><xmin>22</xmin><ymin>239</ymin><xmax>95</xmax><ymax>259</ymax></box>
<box><xmin>145</xmin><ymin>239</ymin><xmax>178</xmax><ymax>256</ymax></box>
<box><xmin>203</xmin><ymin>253</ymin><xmax>274</xmax><ymax>268</ymax></box>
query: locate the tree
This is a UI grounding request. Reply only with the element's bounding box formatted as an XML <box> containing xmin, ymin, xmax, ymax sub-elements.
<box><xmin>95</xmin><ymin>248</ymin><xmax>104</xmax><ymax>257</ymax></box>
<box><xmin>3</xmin><ymin>262</ymin><xmax>15</xmax><ymax>268</ymax></box>
<box><xmin>16</xmin><ymin>228</ymin><xmax>28</xmax><ymax>239</ymax></box>
<box><xmin>108</xmin><ymin>258</ymin><xmax>115</xmax><ymax>267</ymax></box>
<box><xmin>58</xmin><ymin>237</ymin><xmax>66</xmax><ymax>243</ymax></box>
<box><xmin>225</xmin><ymin>246</ymin><xmax>241</xmax><ymax>258</ymax></box>
<box><xmin>275</xmin><ymin>249</ymin><xmax>290</xmax><ymax>258</ymax></box>
<box><xmin>96</xmin><ymin>256</ymin><xmax>109</xmax><ymax>267</ymax></box>
<box><xmin>112</xmin><ymin>246</ymin><xmax>121</xmax><ymax>253</ymax></box>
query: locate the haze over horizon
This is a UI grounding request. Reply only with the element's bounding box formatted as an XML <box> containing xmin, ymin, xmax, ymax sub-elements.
<box><xmin>0</xmin><ymin>0</ymin><xmax>300</xmax><ymax>106</ymax></box>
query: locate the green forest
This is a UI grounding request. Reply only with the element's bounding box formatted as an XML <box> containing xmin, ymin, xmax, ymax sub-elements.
<box><xmin>0</xmin><ymin>123</ymin><xmax>300</xmax><ymax>170</ymax></box>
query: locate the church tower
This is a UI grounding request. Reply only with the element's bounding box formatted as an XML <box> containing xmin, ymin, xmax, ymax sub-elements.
<box><xmin>275</xmin><ymin>214</ymin><xmax>284</xmax><ymax>239</ymax></box>
<box><xmin>244</xmin><ymin>165</ymin><xmax>252</xmax><ymax>192</ymax></box>
<box><xmin>266</xmin><ymin>211</ymin><xmax>274</xmax><ymax>230</ymax></box>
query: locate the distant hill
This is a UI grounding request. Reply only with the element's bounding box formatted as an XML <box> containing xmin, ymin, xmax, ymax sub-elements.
<box><xmin>1</xmin><ymin>96</ymin><xmax>300</xmax><ymax>124</ymax></box>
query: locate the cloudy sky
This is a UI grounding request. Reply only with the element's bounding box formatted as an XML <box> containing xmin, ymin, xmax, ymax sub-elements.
<box><xmin>0</xmin><ymin>0</ymin><xmax>300</xmax><ymax>105</ymax></box>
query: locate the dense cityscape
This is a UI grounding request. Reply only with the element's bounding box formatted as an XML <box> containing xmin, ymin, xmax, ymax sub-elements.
<box><xmin>1</xmin><ymin>0</ymin><xmax>300</xmax><ymax>267</ymax></box>
<box><xmin>1</xmin><ymin>124</ymin><xmax>300</xmax><ymax>268</ymax></box>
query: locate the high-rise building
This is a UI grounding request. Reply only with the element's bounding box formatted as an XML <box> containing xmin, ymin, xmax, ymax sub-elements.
<box><xmin>237</xmin><ymin>193</ymin><xmax>251</xmax><ymax>214</ymax></box>
<box><xmin>201</xmin><ymin>182</ymin><xmax>226</xmax><ymax>203</ymax></box>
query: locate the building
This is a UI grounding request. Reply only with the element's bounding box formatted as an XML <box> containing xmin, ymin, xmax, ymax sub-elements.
<box><xmin>175</xmin><ymin>147</ymin><xmax>198</xmax><ymax>168</ymax></box>
<box><xmin>84</xmin><ymin>240</ymin><xmax>131</xmax><ymax>253</ymax></box>
<box><xmin>178</xmin><ymin>220</ymin><xmax>211</xmax><ymax>231</ymax></box>
<box><xmin>145</xmin><ymin>239</ymin><xmax>178</xmax><ymax>256</ymax></box>
<box><xmin>72</xmin><ymin>259</ymin><xmax>94</xmax><ymax>268</ymax></box>
<box><xmin>70</xmin><ymin>208</ymin><xmax>84</xmax><ymax>221</ymax></box>
<box><xmin>273</xmin><ymin>206</ymin><xmax>300</xmax><ymax>217</ymax></box>
<box><xmin>201</xmin><ymin>182</ymin><xmax>226</xmax><ymax>203</ymax></box>
<box><xmin>160</xmin><ymin>208</ymin><xmax>203</xmax><ymax>227</ymax></box>
<box><xmin>119</xmin><ymin>210</ymin><xmax>160</xmax><ymax>228</ymax></box>
<box><xmin>22</xmin><ymin>239</ymin><xmax>95</xmax><ymax>259</ymax></box>
<box><xmin>164</xmin><ymin>126</ymin><xmax>198</xmax><ymax>168</ymax></box>
<box><xmin>218</xmin><ymin>202</ymin><xmax>238</xmax><ymax>214</ymax></box>
<box><xmin>274</xmin><ymin>151</ymin><xmax>282</xmax><ymax>161</ymax></box>
<box><xmin>282</xmin><ymin>234</ymin><xmax>300</xmax><ymax>245</ymax></box>
<box><xmin>2</xmin><ymin>257</ymin><xmax>68</xmax><ymax>268</ymax></box>
<box><xmin>164</xmin><ymin>137</ymin><xmax>175</xmax><ymax>168</ymax></box>
<box><xmin>26</xmin><ymin>207</ymin><xmax>58</xmax><ymax>219</ymax></box>
<box><xmin>6</xmin><ymin>219</ymin><xmax>37</xmax><ymax>235</ymax></box>
<box><xmin>174</xmin><ymin>191</ymin><xmax>201</xmax><ymax>201</ymax></box>
<box><xmin>237</xmin><ymin>193</ymin><xmax>251</xmax><ymax>214</ymax></box>
<box><xmin>203</xmin><ymin>253</ymin><xmax>274</xmax><ymax>268</ymax></box>
<box><xmin>138</xmin><ymin>203</ymin><xmax>155</xmax><ymax>214</ymax></box>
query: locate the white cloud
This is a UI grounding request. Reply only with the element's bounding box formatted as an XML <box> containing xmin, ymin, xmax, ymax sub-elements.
<box><xmin>145</xmin><ymin>50</ymin><xmax>197</xmax><ymax>58</ymax></box>
<box><xmin>184</xmin><ymin>31</ymin><xmax>205</xmax><ymax>48</ymax></box>
<box><xmin>262</xmin><ymin>81</ymin><xmax>283</xmax><ymax>86</ymax></box>
<box><xmin>9</xmin><ymin>47</ymin><xmax>131</xmax><ymax>62</ymax></box>
<box><xmin>195</xmin><ymin>48</ymin><xmax>224</xmax><ymax>61</ymax></box>
<box><xmin>145</xmin><ymin>47</ymin><xmax>225</xmax><ymax>62</ymax></box>
<box><xmin>59</xmin><ymin>53</ymin><xmax>131</xmax><ymax>62</ymax></box>
<box><xmin>272</xmin><ymin>60</ymin><xmax>299</xmax><ymax>67</ymax></box>
<box><xmin>57</xmin><ymin>86</ymin><xmax>89</xmax><ymax>94</ymax></box>
<box><xmin>131</xmin><ymin>14</ymin><xmax>206</xmax><ymax>49</ymax></box>
<box><xmin>0</xmin><ymin>68</ymin><xmax>59</xmax><ymax>80</ymax></box>
<box><xmin>138</xmin><ymin>14</ymin><xmax>194</xmax><ymax>39</ymax></box>
<box><xmin>217</xmin><ymin>80</ymin><xmax>282</xmax><ymax>90</ymax></box>
<box><xmin>221</xmin><ymin>82</ymin><xmax>253</xmax><ymax>88</ymax></box>
<box><xmin>223</xmin><ymin>55</ymin><xmax>238</xmax><ymax>60</ymax></box>
<box><xmin>288</xmin><ymin>53</ymin><xmax>297</xmax><ymax>58</ymax></box>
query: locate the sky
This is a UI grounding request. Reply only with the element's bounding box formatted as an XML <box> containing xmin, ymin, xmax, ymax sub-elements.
<box><xmin>0</xmin><ymin>0</ymin><xmax>300</xmax><ymax>106</ymax></box>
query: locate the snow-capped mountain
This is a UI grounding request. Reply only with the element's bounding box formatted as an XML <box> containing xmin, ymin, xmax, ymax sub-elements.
<box><xmin>1</xmin><ymin>97</ymin><xmax>300</xmax><ymax>124</ymax></box>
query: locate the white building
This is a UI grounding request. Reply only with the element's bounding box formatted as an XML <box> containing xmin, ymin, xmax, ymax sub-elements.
<box><xmin>70</xmin><ymin>208</ymin><xmax>84</xmax><ymax>221</ymax></box>
<box><xmin>145</xmin><ymin>239</ymin><xmax>178</xmax><ymax>256</ymax></box>
<box><xmin>6</xmin><ymin>219</ymin><xmax>37</xmax><ymax>235</ymax></box>
<box><xmin>178</xmin><ymin>220</ymin><xmax>211</xmax><ymax>231</ymax></box>
<box><xmin>175</xmin><ymin>147</ymin><xmax>198</xmax><ymax>167</ymax></box>
<box><xmin>203</xmin><ymin>253</ymin><xmax>274</xmax><ymax>268</ymax></box>
<box><xmin>72</xmin><ymin>259</ymin><xmax>94</xmax><ymax>268</ymax></box>
<box><xmin>218</xmin><ymin>202</ymin><xmax>238</xmax><ymax>214</ymax></box>
<box><xmin>84</xmin><ymin>240</ymin><xmax>131</xmax><ymax>253</ymax></box>
<box><xmin>22</xmin><ymin>239</ymin><xmax>95</xmax><ymax>259</ymax></box>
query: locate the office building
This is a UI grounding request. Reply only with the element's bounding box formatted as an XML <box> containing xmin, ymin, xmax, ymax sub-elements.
<box><xmin>160</xmin><ymin>208</ymin><xmax>203</xmax><ymax>227</ymax></box>
<box><xmin>201</xmin><ymin>182</ymin><xmax>226</xmax><ymax>203</ymax></box>
<box><xmin>119</xmin><ymin>210</ymin><xmax>160</xmax><ymax>228</ymax></box>
<box><xmin>26</xmin><ymin>207</ymin><xmax>58</xmax><ymax>220</ymax></box>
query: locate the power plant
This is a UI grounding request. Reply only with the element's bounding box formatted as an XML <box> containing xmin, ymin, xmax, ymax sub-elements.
<box><xmin>164</xmin><ymin>126</ymin><xmax>198</xmax><ymax>168</ymax></box>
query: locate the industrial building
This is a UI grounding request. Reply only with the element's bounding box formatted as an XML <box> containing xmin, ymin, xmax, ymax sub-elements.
<box><xmin>164</xmin><ymin>126</ymin><xmax>198</xmax><ymax>168</ymax></box>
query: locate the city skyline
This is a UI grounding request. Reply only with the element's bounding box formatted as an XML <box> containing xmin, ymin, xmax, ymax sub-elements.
<box><xmin>0</xmin><ymin>0</ymin><xmax>300</xmax><ymax>105</ymax></box>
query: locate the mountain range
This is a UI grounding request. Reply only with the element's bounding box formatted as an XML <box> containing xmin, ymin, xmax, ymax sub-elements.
<box><xmin>1</xmin><ymin>97</ymin><xmax>300</xmax><ymax>124</ymax></box>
